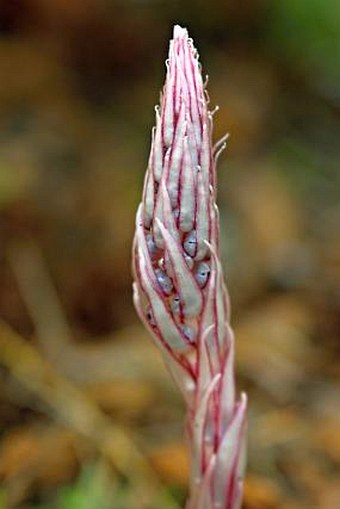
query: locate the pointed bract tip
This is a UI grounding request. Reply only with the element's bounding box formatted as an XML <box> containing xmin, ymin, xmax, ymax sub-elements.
<box><xmin>173</xmin><ymin>25</ymin><xmax>188</xmax><ymax>40</ymax></box>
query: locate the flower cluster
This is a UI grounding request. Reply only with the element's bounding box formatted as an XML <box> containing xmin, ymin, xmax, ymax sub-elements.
<box><xmin>133</xmin><ymin>25</ymin><xmax>247</xmax><ymax>509</ymax></box>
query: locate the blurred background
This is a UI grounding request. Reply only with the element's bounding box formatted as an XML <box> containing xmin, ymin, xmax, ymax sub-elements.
<box><xmin>0</xmin><ymin>1</ymin><xmax>339</xmax><ymax>508</ymax></box>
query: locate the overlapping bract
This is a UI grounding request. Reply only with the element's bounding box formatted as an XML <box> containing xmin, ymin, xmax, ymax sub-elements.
<box><xmin>132</xmin><ymin>25</ymin><xmax>247</xmax><ymax>509</ymax></box>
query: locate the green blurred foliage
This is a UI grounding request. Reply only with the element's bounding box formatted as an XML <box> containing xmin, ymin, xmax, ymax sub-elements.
<box><xmin>270</xmin><ymin>0</ymin><xmax>340</xmax><ymax>95</ymax></box>
<box><xmin>0</xmin><ymin>491</ymin><xmax>7</xmax><ymax>509</ymax></box>
<box><xmin>53</xmin><ymin>464</ymin><xmax>114</xmax><ymax>509</ymax></box>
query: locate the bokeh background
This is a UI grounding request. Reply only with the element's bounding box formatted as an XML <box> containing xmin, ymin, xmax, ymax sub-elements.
<box><xmin>0</xmin><ymin>1</ymin><xmax>339</xmax><ymax>508</ymax></box>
